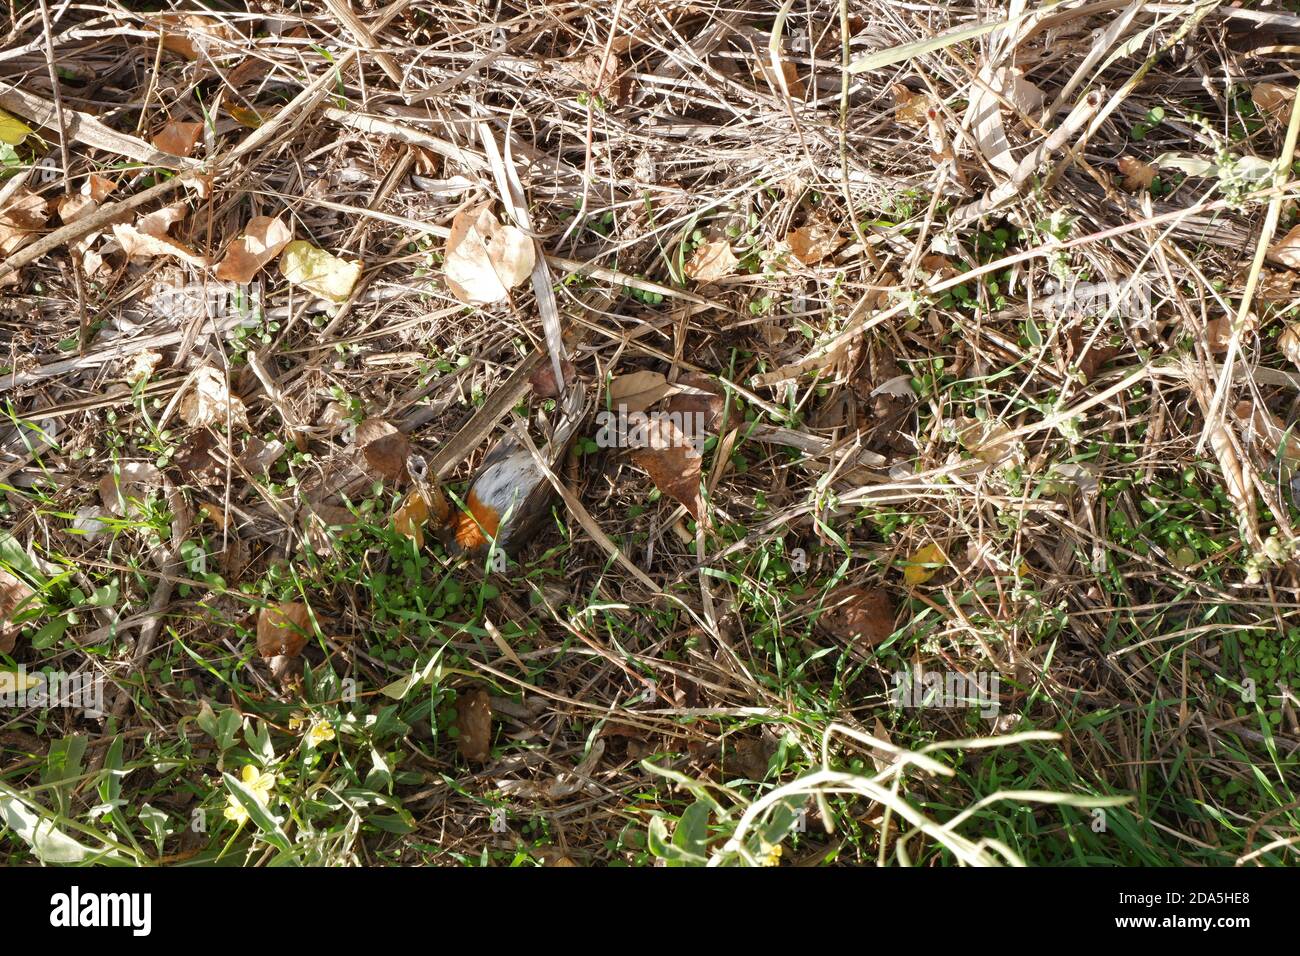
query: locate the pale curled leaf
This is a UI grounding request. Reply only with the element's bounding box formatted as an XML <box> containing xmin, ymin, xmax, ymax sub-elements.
<box><xmin>443</xmin><ymin>202</ymin><xmax>534</xmax><ymax>304</ymax></box>
<box><xmin>180</xmin><ymin>366</ymin><xmax>248</xmax><ymax>430</ymax></box>
<box><xmin>683</xmin><ymin>240</ymin><xmax>738</xmax><ymax>283</ymax></box>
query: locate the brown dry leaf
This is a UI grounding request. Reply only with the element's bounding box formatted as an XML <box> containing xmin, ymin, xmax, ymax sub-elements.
<box><xmin>664</xmin><ymin>372</ymin><xmax>725</xmax><ymax>433</ymax></box>
<box><xmin>1267</xmin><ymin>224</ymin><xmax>1300</xmax><ymax>270</ymax></box>
<box><xmin>1253</xmin><ymin>82</ymin><xmax>1295</xmax><ymax>123</ymax></box>
<box><xmin>1204</xmin><ymin>316</ymin><xmax>1237</xmax><ymax>354</ymax></box>
<box><xmin>1237</xmin><ymin>400</ymin><xmax>1300</xmax><ymax>473</ymax></box>
<box><xmin>756</xmin><ymin>53</ymin><xmax>805</xmax><ymax>100</ymax></box>
<box><xmin>98</xmin><ymin>462</ymin><xmax>163</xmax><ymax>517</ymax></box>
<box><xmin>356</xmin><ymin>418</ymin><xmax>410</xmax><ymax>482</ymax></box>
<box><xmin>256</xmin><ymin>602</ymin><xmax>313</xmax><ymax>659</ymax></box>
<box><xmin>0</xmin><ymin>568</ymin><xmax>37</xmax><ymax>655</ymax></box>
<box><xmin>181</xmin><ymin>366</ymin><xmax>248</xmax><ymax>430</ymax></box>
<box><xmin>817</xmin><ymin>587</ymin><xmax>895</xmax><ymax>656</ymax></box>
<box><xmin>443</xmin><ymin>202</ymin><xmax>535</xmax><ymax>304</ymax></box>
<box><xmin>630</xmin><ymin>416</ymin><xmax>704</xmax><ymax>519</ymax></box>
<box><xmin>608</xmin><ymin>370</ymin><xmax>675</xmax><ymax>413</ymax></box>
<box><xmin>1117</xmin><ymin>156</ymin><xmax>1156</xmax><ymax>192</ymax></box>
<box><xmin>529</xmin><ymin>358</ymin><xmax>576</xmax><ymax>399</ymax></box>
<box><xmin>159</xmin><ymin>14</ymin><xmax>236</xmax><ymax>60</ymax></box>
<box><xmin>0</xmin><ymin>188</ymin><xmax>50</xmax><ymax>256</ymax></box>
<box><xmin>56</xmin><ymin>193</ymin><xmax>97</xmax><ymax>225</ymax></box>
<box><xmin>455</xmin><ymin>686</ymin><xmax>493</xmax><ymax>763</ymax></box>
<box><xmin>279</xmin><ymin>240</ymin><xmax>362</xmax><ymax>303</ymax></box>
<box><xmin>152</xmin><ymin>121</ymin><xmax>203</xmax><ymax>158</ymax></box>
<box><xmin>568</xmin><ymin>52</ymin><xmax>629</xmax><ymax>104</ymax></box>
<box><xmin>1279</xmin><ymin>324</ymin><xmax>1300</xmax><ymax>371</ymax></box>
<box><xmin>785</xmin><ymin>220</ymin><xmax>840</xmax><ymax>266</ymax></box>
<box><xmin>214</xmin><ymin>216</ymin><xmax>292</xmax><ymax>283</ymax></box>
<box><xmin>1065</xmin><ymin>327</ymin><xmax>1120</xmax><ymax>380</ymax></box>
<box><xmin>892</xmin><ymin>83</ymin><xmax>936</xmax><ymax>127</ymax></box>
<box><xmin>684</xmin><ymin>239</ymin><xmax>738</xmax><ymax>283</ymax></box>
<box><xmin>83</xmin><ymin>174</ymin><xmax>116</xmax><ymax>202</ymax></box>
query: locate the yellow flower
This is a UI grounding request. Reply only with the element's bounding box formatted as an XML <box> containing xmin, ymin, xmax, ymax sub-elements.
<box><xmin>306</xmin><ymin>720</ymin><xmax>335</xmax><ymax>747</ymax></box>
<box><xmin>223</xmin><ymin>764</ymin><xmax>275</xmax><ymax>825</ymax></box>
<box><xmin>759</xmin><ymin>842</ymin><xmax>783</xmax><ymax>867</ymax></box>
<box><xmin>288</xmin><ymin>713</ymin><xmax>306</xmax><ymax>732</ymax></box>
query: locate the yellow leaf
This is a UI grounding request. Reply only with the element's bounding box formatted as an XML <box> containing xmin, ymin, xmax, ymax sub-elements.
<box><xmin>0</xmin><ymin>108</ymin><xmax>32</xmax><ymax>146</ymax></box>
<box><xmin>902</xmin><ymin>543</ymin><xmax>946</xmax><ymax>587</ymax></box>
<box><xmin>279</xmin><ymin>240</ymin><xmax>362</xmax><ymax>302</ymax></box>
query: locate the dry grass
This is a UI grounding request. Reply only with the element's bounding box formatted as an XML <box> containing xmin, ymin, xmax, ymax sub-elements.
<box><xmin>2</xmin><ymin>0</ymin><xmax>1300</xmax><ymax>866</ymax></box>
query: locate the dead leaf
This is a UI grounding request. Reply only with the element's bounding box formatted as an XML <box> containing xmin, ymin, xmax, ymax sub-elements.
<box><xmin>180</xmin><ymin>366</ymin><xmax>248</xmax><ymax>431</ymax></box>
<box><xmin>902</xmin><ymin>542</ymin><xmax>946</xmax><ymax>587</ymax></box>
<box><xmin>0</xmin><ymin>569</ymin><xmax>37</xmax><ymax>655</ymax></box>
<box><xmin>664</xmin><ymin>372</ymin><xmax>725</xmax><ymax>433</ymax></box>
<box><xmin>965</xmin><ymin>65</ymin><xmax>1045</xmax><ymax>175</ymax></box>
<box><xmin>608</xmin><ymin>370</ymin><xmax>676</xmax><ymax>413</ymax></box>
<box><xmin>1267</xmin><ymin>224</ymin><xmax>1300</xmax><ymax>270</ymax></box>
<box><xmin>529</xmin><ymin>358</ymin><xmax>576</xmax><ymax>399</ymax></box>
<box><xmin>1253</xmin><ymin>82</ymin><xmax>1295</xmax><ymax>122</ymax></box>
<box><xmin>83</xmin><ymin>175</ymin><xmax>117</xmax><ymax>203</ymax></box>
<box><xmin>817</xmin><ymin>586</ymin><xmax>895</xmax><ymax>656</ymax></box>
<box><xmin>455</xmin><ymin>686</ymin><xmax>493</xmax><ymax>763</ymax></box>
<box><xmin>786</xmin><ymin>219</ymin><xmax>841</xmax><ymax>265</ymax></box>
<box><xmin>356</xmin><ymin>418</ymin><xmax>410</xmax><ymax>482</ymax></box>
<box><xmin>256</xmin><ymin>602</ymin><xmax>313</xmax><ymax>659</ymax></box>
<box><xmin>892</xmin><ymin>83</ymin><xmax>936</xmax><ymax>127</ymax></box>
<box><xmin>1279</xmin><ymin>324</ymin><xmax>1300</xmax><ymax>371</ymax></box>
<box><xmin>443</xmin><ymin>202</ymin><xmax>535</xmax><ymax>304</ymax></box>
<box><xmin>0</xmin><ymin>189</ymin><xmax>49</xmax><ymax>256</ymax></box>
<box><xmin>239</xmin><ymin>435</ymin><xmax>285</xmax><ymax>475</ymax></box>
<box><xmin>1116</xmin><ymin>156</ymin><xmax>1156</xmax><ymax>192</ymax></box>
<box><xmin>56</xmin><ymin>193</ymin><xmax>97</xmax><ymax>225</ymax></box>
<box><xmin>567</xmin><ymin>52</ymin><xmax>629</xmax><ymax>104</ymax></box>
<box><xmin>1065</xmin><ymin>327</ymin><xmax>1120</xmax><ymax>380</ymax></box>
<box><xmin>124</xmin><ymin>350</ymin><xmax>163</xmax><ymax>384</ymax></box>
<box><xmin>730</xmin><ymin>735</ymin><xmax>777</xmax><ymax>780</ymax></box>
<box><xmin>159</xmin><ymin>14</ymin><xmax>236</xmax><ymax>60</ymax></box>
<box><xmin>1204</xmin><ymin>316</ymin><xmax>1238</xmax><ymax>354</ymax></box>
<box><xmin>683</xmin><ymin>239</ymin><xmax>738</xmax><ymax>283</ymax></box>
<box><xmin>279</xmin><ymin>240</ymin><xmax>362</xmax><ymax>303</ymax></box>
<box><xmin>1237</xmin><ymin>400</ymin><xmax>1300</xmax><ymax>473</ymax></box>
<box><xmin>214</xmin><ymin>216</ymin><xmax>292</xmax><ymax>283</ymax></box>
<box><xmin>630</xmin><ymin>416</ymin><xmax>704</xmax><ymax>519</ymax></box>
<box><xmin>152</xmin><ymin>121</ymin><xmax>203</xmax><ymax>158</ymax></box>
<box><xmin>112</xmin><ymin>203</ymin><xmax>207</xmax><ymax>267</ymax></box>
<box><xmin>98</xmin><ymin>463</ymin><xmax>163</xmax><ymax>517</ymax></box>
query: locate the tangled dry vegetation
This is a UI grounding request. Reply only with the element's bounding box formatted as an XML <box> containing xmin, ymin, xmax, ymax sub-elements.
<box><xmin>3</xmin><ymin>0</ymin><xmax>1300</xmax><ymax>867</ymax></box>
